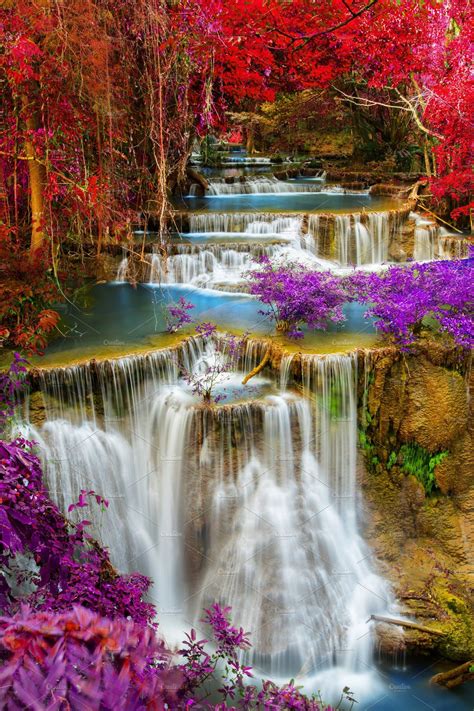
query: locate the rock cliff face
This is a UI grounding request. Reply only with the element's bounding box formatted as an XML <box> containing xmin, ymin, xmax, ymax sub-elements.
<box><xmin>357</xmin><ymin>345</ymin><xmax>473</xmax><ymax>660</ymax></box>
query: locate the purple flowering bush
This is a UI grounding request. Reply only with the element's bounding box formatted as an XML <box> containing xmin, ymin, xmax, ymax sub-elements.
<box><xmin>166</xmin><ymin>300</ymin><xmax>248</xmax><ymax>404</ymax></box>
<box><xmin>247</xmin><ymin>256</ymin><xmax>473</xmax><ymax>349</ymax></box>
<box><xmin>0</xmin><ymin>438</ymin><xmax>154</xmax><ymax>624</ymax></box>
<box><xmin>247</xmin><ymin>257</ymin><xmax>347</xmax><ymax>339</ymax></box>
<box><xmin>180</xmin><ymin>331</ymin><xmax>248</xmax><ymax>404</ymax></box>
<box><xmin>347</xmin><ymin>258</ymin><xmax>474</xmax><ymax>349</ymax></box>
<box><xmin>166</xmin><ymin>296</ymin><xmax>196</xmax><ymax>332</ymax></box>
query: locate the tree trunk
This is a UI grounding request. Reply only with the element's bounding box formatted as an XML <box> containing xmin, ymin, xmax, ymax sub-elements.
<box><xmin>246</xmin><ymin>125</ymin><xmax>255</xmax><ymax>155</ymax></box>
<box><xmin>186</xmin><ymin>167</ymin><xmax>209</xmax><ymax>191</ymax></box>
<box><xmin>22</xmin><ymin>95</ymin><xmax>46</xmax><ymax>256</ymax></box>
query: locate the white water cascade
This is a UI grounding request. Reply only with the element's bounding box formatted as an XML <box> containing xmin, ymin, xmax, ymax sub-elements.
<box><xmin>328</xmin><ymin>213</ymin><xmax>391</xmax><ymax>266</ymax></box>
<box><xmin>150</xmin><ymin>245</ymin><xmax>277</xmax><ymax>286</ymax></box>
<box><xmin>27</xmin><ymin>344</ymin><xmax>392</xmax><ymax>698</ymax></box>
<box><xmin>116</xmin><ymin>209</ymin><xmax>406</xmax><ymax>286</ymax></box>
<box><xmin>413</xmin><ymin>219</ymin><xmax>439</xmax><ymax>261</ymax></box>
<box><xmin>413</xmin><ymin>214</ymin><xmax>470</xmax><ymax>262</ymax></box>
<box><xmin>305</xmin><ymin>212</ymin><xmax>393</xmax><ymax>267</ymax></box>
<box><xmin>188</xmin><ymin>212</ymin><xmax>303</xmax><ymax>236</ymax></box>
<box><xmin>205</xmin><ymin>176</ymin><xmax>325</xmax><ymax>195</ymax></box>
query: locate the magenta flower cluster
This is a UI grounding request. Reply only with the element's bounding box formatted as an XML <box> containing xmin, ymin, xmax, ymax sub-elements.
<box><xmin>0</xmin><ymin>352</ymin><xmax>28</xmax><ymax>430</ymax></box>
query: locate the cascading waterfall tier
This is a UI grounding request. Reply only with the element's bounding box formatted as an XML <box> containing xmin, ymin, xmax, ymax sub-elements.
<box><xmin>116</xmin><ymin>243</ymin><xmax>282</xmax><ymax>286</ymax></box>
<box><xmin>307</xmin><ymin>211</ymin><xmax>395</xmax><ymax>266</ymax></box>
<box><xmin>204</xmin><ymin>175</ymin><xmax>325</xmax><ymax>195</ymax></box>
<box><xmin>188</xmin><ymin>212</ymin><xmax>303</xmax><ymax>235</ymax></box>
<box><xmin>116</xmin><ymin>207</ymin><xmax>467</xmax><ymax>289</ymax></box>
<box><xmin>26</xmin><ymin>341</ymin><xmax>392</xmax><ymax>693</ymax></box>
<box><xmin>413</xmin><ymin>213</ymin><xmax>470</xmax><ymax>261</ymax></box>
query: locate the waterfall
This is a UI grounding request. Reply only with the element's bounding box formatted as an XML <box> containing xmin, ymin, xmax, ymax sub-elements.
<box><xmin>329</xmin><ymin>213</ymin><xmax>391</xmax><ymax>266</ymax></box>
<box><xmin>116</xmin><ymin>256</ymin><xmax>129</xmax><ymax>282</ymax></box>
<box><xmin>220</xmin><ymin>156</ymin><xmax>272</xmax><ymax>165</ymax></box>
<box><xmin>412</xmin><ymin>215</ymin><xmax>470</xmax><ymax>262</ymax></box>
<box><xmin>353</xmin><ymin>216</ymin><xmax>372</xmax><ymax>266</ymax></box>
<box><xmin>367</xmin><ymin>212</ymin><xmax>389</xmax><ymax>263</ymax></box>
<box><xmin>335</xmin><ymin>215</ymin><xmax>351</xmax><ymax>265</ymax></box>
<box><xmin>26</xmin><ymin>346</ymin><xmax>392</xmax><ymax>694</ymax></box>
<box><xmin>116</xmin><ymin>244</ymin><xmax>284</xmax><ymax>286</ymax></box>
<box><xmin>205</xmin><ymin>176</ymin><xmax>324</xmax><ymax>196</ymax></box>
<box><xmin>148</xmin><ymin>249</ymin><xmax>248</xmax><ymax>286</ymax></box>
<box><xmin>414</xmin><ymin>221</ymin><xmax>438</xmax><ymax>261</ymax></box>
<box><xmin>437</xmin><ymin>233</ymin><xmax>469</xmax><ymax>259</ymax></box>
<box><xmin>188</xmin><ymin>212</ymin><xmax>303</xmax><ymax>236</ymax></box>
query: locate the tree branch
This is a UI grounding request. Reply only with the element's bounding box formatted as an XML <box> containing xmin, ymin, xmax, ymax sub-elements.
<box><xmin>270</xmin><ymin>0</ymin><xmax>379</xmax><ymax>50</ymax></box>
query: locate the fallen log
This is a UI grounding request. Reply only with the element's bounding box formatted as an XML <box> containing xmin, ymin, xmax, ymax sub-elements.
<box><xmin>431</xmin><ymin>660</ymin><xmax>474</xmax><ymax>689</ymax></box>
<box><xmin>242</xmin><ymin>345</ymin><xmax>271</xmax><ymax>385</ymax></box>
<box><xmin>367</xmin><ymin>614</ymin><xmax>445</xmax><ymax>637</ymax></box>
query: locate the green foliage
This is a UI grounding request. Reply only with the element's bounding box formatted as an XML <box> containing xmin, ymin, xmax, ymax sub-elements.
<box><xmin>399</xmin><ymin>443</ymin><xmax>448</xmax><ymax>495</ymax></box>
<box><xmin>358</xmin><ymin>429</ymin><xmax>384</xmax><ymax>473</ymax></box>
<box><xmin>387</xmin><ymin>451</ymin><xmax>397</xmax><ymax>470</ymax></box>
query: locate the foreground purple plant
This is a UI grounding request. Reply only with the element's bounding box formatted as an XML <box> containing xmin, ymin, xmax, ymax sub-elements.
<box><xmin>0</xmin><ymin>602</ymin><xmax>342</xmax><ymax>710</ymax></box>
<box><xmin>0</xmin><ymin>605</ymin><xmax>181</xmax><ymax>710</ymax></box>
<box><xmin>0</xmin><ymin>439</ymin><xmax>154</xmax><ymax>624</ymax></box>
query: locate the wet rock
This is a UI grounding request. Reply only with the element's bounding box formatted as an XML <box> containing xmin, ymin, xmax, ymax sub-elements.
<box><xmin>359</xmin><ymin>347</ymin><xmax>473</xmax><ymax>660</ymax></box>
<box><xmin>388</xmin><ymin>241</ymin><xmax>407</xmax><ymax>262</ymax></box>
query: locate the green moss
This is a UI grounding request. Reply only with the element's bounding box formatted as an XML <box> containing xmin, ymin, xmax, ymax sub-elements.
<box><xmin>387</xmin><ymin>451</ymin><xmax>397</xmax><ymax>470</ymax></box>
<box><xmin>327</xmin><ymin>379</ymin><xmax>347</xmax><ymax>420</ymax></box>
<box><xmin>358</xmin><ymin>425</ymin><xmax>449</xmax><ymax>492</ymax></box>
<box><xmin>434</xmin><ymin>585</ymin><xmax>474</xmax><ymax>659</ymax></box>
<box><xmin>399</xmin><ymin>443</ymin><xmax>448</xmax><ymax>495</ymax></box>
<box><xmin>358</xmin><ymin>429</ymin><xmax>373</xmax><ymax>452</ymax></box>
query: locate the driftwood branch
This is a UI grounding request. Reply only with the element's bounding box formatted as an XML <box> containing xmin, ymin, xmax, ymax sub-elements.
<box><xmin>242</xmin><ymin>346</ymin><xmax>271</xmax><ymax>385</ymax></box>
<box><xmin>431</xmin><ymin>660</ymin><xmax>474</xmax><ymax>689</ymax></box>
<box><xmin>368</xmin><ymin>614</ymin><xmax>445</xmax><ymax>637</ymax></box>
<box><xmin>417</xmin><ymin>199</ymin><xmax>464</xmax><ymax>234</ymax></box>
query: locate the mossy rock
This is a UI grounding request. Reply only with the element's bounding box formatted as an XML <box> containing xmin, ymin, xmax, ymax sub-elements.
<box><xmin>434</xmin><ymin>585</ymin><xmax>474</xmax><ymax>660</ymax></box>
